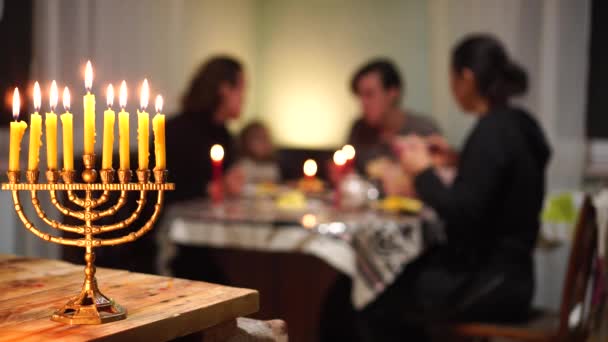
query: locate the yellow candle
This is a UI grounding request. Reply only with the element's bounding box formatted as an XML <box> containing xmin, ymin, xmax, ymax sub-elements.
<box><xmin>9</xmin><ymin>88</ymin><xmax>28</xmax><ymax>172</ymax></box>
<box><xmin>28</xmin><ymin>82</ymin><xmax>42</xmax><ymax>171</ymax></box>
<box><xmin>60</xmin><ymin>87</ymin><xmax>73</xmax><ymax>171</ymax></box>
<box><xmin>152</xmin><ymin>95</ymin><xmax>166</xmax><ymax>170</ymax></box>
<box><xmin>45</xmin><ymin>80</ymin><xmax>58</xmax><ymax>170</ymax></box>
<box><xmin>118</xmin><ymin>81</ymin><xmax>130</xmax><ymax>170</ymax></box>
<box><xmin>102</xmin><ymin>84</ymin><xmax>116</xmax><ymax>170</ymax></box>
<box><xmin>83</xmin><ymin>60</ymin><xmax>96</xmax><ymax>155</ymax></box>
<box><xmin>137</xmin><ymin>79</ymin><xmax>150</xmax><ymax>170</ymax></box>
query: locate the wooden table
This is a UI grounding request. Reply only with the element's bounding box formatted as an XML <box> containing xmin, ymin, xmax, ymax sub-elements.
<box><xmin>0</xmin><ymin>254</ymin><xmax>259</xmax><ymax>341</ymax></box>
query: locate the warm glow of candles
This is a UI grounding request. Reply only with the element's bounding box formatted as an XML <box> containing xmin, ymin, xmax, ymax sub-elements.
<box><xmin>83</xmin><ymin>60</ymin><xmax>96</xmax><ymax>155</ymax></box>
<box><xmin>210</xmin><ymin>144</ymin><xmax>225</xmax><ymax>162</ymax></box>
<box><xmin>152</xmin><ymin>95</ymin><xmax>166</xmax><ymax>170</ymax></box>
<box><xmin>102</xmin><ymin>84</ymin><xmax>116</xmax><ymax>170</ymax></box>
<box><xmin>9</xmin><ymin>88</ymin><xmax>28</xmax><ymax>172</ymax></box>
<box><xmin>28</xmin><ymin>82</ymin><xmax>43</xmax><ymax>171</ymax></box>
<box><xmin>118</xmin><ymin>80</ymin><xmax>130</xmax><ymax>170</ymax></box>
<box><xmin>333</xmin><ymin>150</ymin><xmax>347</xmax><ymax>166</ymax></box>
<box><xmin>61</xmin><ymin>87</ymin><xmax>73</xmax><ymax>171</ymax></box>
<box><xmin>342</xmin><ymin>144</ymin><xmax>356</xmax><ymax>160</ymax></box>
<box><xmin>137</xmin><ymin>79</ymin><xmax>150</xmax><ymax>170</ymax></box>
<box><xmin>303</xmin><ymin>159</ymin><xmax>318</xmax><ymax>178</ymax></box>
<box><xmin>46</xmin><ymin>81</ymin><xmax>59</xmax><ymax>170</ymax></box>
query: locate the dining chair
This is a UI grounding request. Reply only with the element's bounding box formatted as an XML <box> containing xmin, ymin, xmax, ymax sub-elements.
<box><xmin>450</xmin><ymin>196</ymin><xmax>601</xmax><ymax>342</ymax></box>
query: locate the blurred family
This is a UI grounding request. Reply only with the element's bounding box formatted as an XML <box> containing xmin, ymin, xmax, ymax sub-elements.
<box><xmin>165</xmin><ymin>33</ymin><xmax>550</xmax><ymax>342</ymax></box>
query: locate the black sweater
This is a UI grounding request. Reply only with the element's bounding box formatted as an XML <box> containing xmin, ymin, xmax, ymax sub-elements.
<box><xmin>415</xmin><ymin>106</ymin><xmax>551</xmax><ymax>266</ymax></box>
<box><xmin>165</xmin><ymin>112</ymin><xmax>236</xmax><ymax>204</ymax></box>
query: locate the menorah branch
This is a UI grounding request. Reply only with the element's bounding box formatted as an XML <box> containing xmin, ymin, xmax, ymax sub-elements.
<box><xmin>49</xmin><ymin>190</ymin><xmax>86</xmax><ymax>220</ymax></box>
<box><xmin>100</xmin><ymin>190</ymin><xmax>164</xmax><ymax>246</ymax></box>
<box><xmin>11</xmin><ymin>191</ymin><xmax>81</xmax><ymax>246</ymax></box>
<box><xmin>98</xmin><ymin>190</ymin><xmax>144</xmax><ymax>228</ymax></box>
<box><xmin>30</xmin><ymin>190</ymin><xmax>84</xmax><ymax>234</ymax></box>
<box><xmin>96</xmin><ymin>190</ymin><xmax>129</xmax><ymax>220</ymax></box>
<box><xmin>66</xmin><ymin>190</ymin><xmax>111</xmax><ymax>209</ymax></box>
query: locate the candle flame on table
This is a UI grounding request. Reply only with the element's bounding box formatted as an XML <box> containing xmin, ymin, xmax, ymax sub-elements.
<box><xmin>63</xmin><ymin>87</ymin><xmax>71</xmax><ymax>111</ymax></box>
<box><xmin>119</xmin><ymin>80</ymin><xmax>127</xmax><ymax>109</ymax></box>
<box><xmin>301</xmin><ymin>213</ymin><xmax>317</xmax><ymax>229</ymax></box>
<box><xmin>210</xmin><ymin>144</ymin><xmax>224</xmax><ymax>162</ymax></box>
<box><xmin>333</xmin><ymin>150</ymin><xmax>347</xmax><ymax>166</ymax></box>
<box><xmin>50</xmin><ymin>80</ymin><xmax>58</xmax><ymax>111</ymax></box>
<box><xmin>155</xmin><ymin>95</ymin><xmax>163</xmax><ymax>113</ymax></box>
<box><xmin>342</xmin><ymin>144</ymin><xmax>356</xmax><ymax>160</ymax></box>
<box><xmin>107</xmin><ymin>84</ymin><xmax>114</xmax><ymax>107</ymax></box>
<box><xmin>140</xmin><ymin>79</ymin><xmax>149</xmax><ymax>110</ymax></box>
<box><xmin>33</xmin><ymin>81</ymin><xmax>41</xmax><ymax>112</ymax></box>
<box><xmin>85</xmin><ymin>60</ymin><xmax>93</xmax><ymax>91</ymax></box>
<box><xmin>12</xmin><ymin>88</ymin><xmax>20</xmax><ymax>120</ymax></box>
<box><xmin>303</xmin><ymin>159</ymin><xmax>318</xmax><ymax>177</ymax></box>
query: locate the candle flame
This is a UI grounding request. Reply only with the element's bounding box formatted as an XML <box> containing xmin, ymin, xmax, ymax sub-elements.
<box><xmin>333</xmin><ymin>150</ymin><xmax>347</xmax><ymax>166</ymax></box>
<box><xmin>33</xmin><ymin>81</ymin><xmax>41</xmax><ymax>111</ymax></box>
<box><xmin>303</xmin><ymin>159</ymin><xmax>318</xmax><ymax>177</ymax></box>
<box><xmin>50</xmin><ymin>80</ymin><xmax>58</xmax><ymax>111</ymax></box>
<box><xmin>140</xmin><ymin>79</ymin><xmax>149</xmax><ymax>110</ymax></box>
<box><xmin>119</xmin><ymin>80</ymin><xmax>127</xmax><ymax>109</ymax></box>
<box><xmin>210</xmin><ymin>144</ymin><xmax>224</xmax><ymax>162</ymax></box>
<box><xmin>342</xmin><ymin>144</ymin><xmax>356</xmax><ymax>160</ymax></box>
<box><xmin>85</xmin><ymin>60</ymin><xmax>93</xmax><ymax>91</ymax></box>
<box><xmin>63</xmin><ymin>87</ymin><xmax>70</xmax><ymax>111</ymax></box>
<box><xmin>155</xmin><ymin>95</ymin><xmax>163</xmax><ymax>113</ymax></box>
<box><xmin>12</xmin><ymin>88</ymin><xmax>20</xmax><ymax>120</ymax></box>
<box><xmin>301</xmin><ymin>214</ymin><xmax>317</xmax><ymax>229</ymax></box>
<box><xmin>107</xmin><ymin>84</ymin><xmax>114</xmax><ymax>107</ymax></box>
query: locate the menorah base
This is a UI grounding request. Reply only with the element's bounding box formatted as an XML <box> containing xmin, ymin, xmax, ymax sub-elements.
<box><xmin>51</xmin><ymin>278</ymin><xmax>127</xmax><ymax>325</ymax></box>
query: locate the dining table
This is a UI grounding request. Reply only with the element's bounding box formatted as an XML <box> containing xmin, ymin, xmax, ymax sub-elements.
<box><xmin>159</xmin><ymin>194</ymin><xmax>443</xmax><ymax>341</ymax></box>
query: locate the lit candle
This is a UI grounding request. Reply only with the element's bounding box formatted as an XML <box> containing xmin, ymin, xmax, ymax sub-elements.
<box><xmin>118</xmin><ymin>81</ymin><xmax>130</xmax><ymax>170</ymax></box>
<box><xmin>83</xmin><ymin>60</ymin><xmax>96</xmax><ymax>155</ymax></box>
<box><xmin>152</xmin><ymin>95</ymin><xmax>166</xmax><ymax>170</ymax></box>
<box><xmin>333</xmin><ymin>150</ymin><xmax>347</xmax><ymax>208</ymax></box>
<box><xmin>45</xmin><ymin>80</ymin><xmax>58</xmax><ymax>170</ymax></box>
<box><xmin>28</xmin><ymin>82</ymin><xmax>42</xmax><ymax>171</ymax></box>
<box><xmin>137</xmin><ymin>79</ymin><xmax>150</xmax><ymax>170</ymax></box>
<box><xmin>303</xmin><ymin>159</ymin><xmax>318</xmax><ymax>180</ymax></box>
<box><xmin>102</xmin><ymin>84</ymin><xmax>116</xmax><ymax>170</ymax></box>
<box><xmin>342</xmin><ymin>144</ymin><xmax>356</xmax><ymax>173</ymax></box>
<box><xmin>60</xmin><ymin>87</ymin><xmax>73</xmax><ymax>171</ymax></box>
<box><xmin>210</xmin><ymin>144</ymin><xmax>224</xmax><ymax>181</ymax></box>
<box><xmin>8</xmin><ymin>88</ymin><xmax>28</xmax><ymax>172</ymax></box>
<box><xmin>210</xmin><ymin>144</ymin><xmax>225</xmax><ymax>203</ymax></box>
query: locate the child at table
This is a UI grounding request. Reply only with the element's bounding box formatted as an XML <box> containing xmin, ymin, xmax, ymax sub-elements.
<box><xmin>236</xmin><ymin>121</ymin><xmax>280</xmax><ymax>185</ymax></box>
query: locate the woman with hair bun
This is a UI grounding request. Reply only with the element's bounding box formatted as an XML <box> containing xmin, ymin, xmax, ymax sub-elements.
<box><xmin>360</xmin><ymin>35</ymin><xmax>551</xmax><ymax>341</ymax></box>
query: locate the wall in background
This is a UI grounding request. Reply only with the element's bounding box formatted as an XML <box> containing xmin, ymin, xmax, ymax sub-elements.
<box><xmin>256</xmin><ymin>0</ymin><xmax>431</xmax><ymax>148</ymax></box>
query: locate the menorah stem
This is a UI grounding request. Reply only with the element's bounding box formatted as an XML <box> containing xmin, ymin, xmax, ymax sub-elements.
<box><xmin>84</xmin><ymin>244</ymin><xmax>95</xmax><ymax>290</ymax></box>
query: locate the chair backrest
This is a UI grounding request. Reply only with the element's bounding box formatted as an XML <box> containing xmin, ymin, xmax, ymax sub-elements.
<box><xmin>557</xmin><ymin>196</ymin><xmax>598</xmax><ymax>340</ymax></box>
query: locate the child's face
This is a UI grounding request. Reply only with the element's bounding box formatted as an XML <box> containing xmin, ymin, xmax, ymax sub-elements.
<box><xmin>249</xmin><ymin>128</ymin><xmax>274</xmax><ymax>160</ymax></box>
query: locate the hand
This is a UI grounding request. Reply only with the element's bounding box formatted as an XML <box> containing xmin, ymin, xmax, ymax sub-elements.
<box><xmin>394</xmin><ymin>135</ymin><xmax>432</xmax><ymax>176</ymax></box>
<box><xmin>426</xmin><ymin>134</ymin><xmax>458</xmax><ymax>167</ymax></box>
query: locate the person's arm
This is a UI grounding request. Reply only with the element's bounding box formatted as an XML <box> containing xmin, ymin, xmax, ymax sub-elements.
<box><xmin>415</xmin><ymin>121</ymin><xmax>510</xmax><ymax>230</ymax></box>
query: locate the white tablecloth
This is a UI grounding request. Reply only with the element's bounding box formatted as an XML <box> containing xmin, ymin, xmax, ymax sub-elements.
<box><xmin>159</xmin><ymin>200</ymin><xmax>437</xmax><ymax>309</ymax></box>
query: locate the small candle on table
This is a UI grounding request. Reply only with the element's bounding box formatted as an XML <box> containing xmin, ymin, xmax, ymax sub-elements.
<box><xmin>137</xmin><ymin>79</ymin><xmax>150</xmax><ymax>170</ymax></box>
<box><xmin>28</xmin><ymin>82</ymin><xmax>42</xmax><ymax>171</ymax></box>
<box><xmin>210</xmin><ymin>144</ymin><xmax>224</xmax><ymax>181</ymax></box>
<box><xmin>102</xmin><ymin>84</ymin><xmax>116</xmax><ymax>170</ymax></box>
<box><xmin>9</xmin><ymin>88</ymin><xmax>28</xmax><ymax>172</ymax></box>
<box><xmin>333</xmin><ymin>149</ymin><xmax>347</xmax><ymax>208</ymax></box>
<box><xmin>118</xmin><ymin>81</ymin><xmax>130</xmax><ymax>170</ymax></box>
<box><xmin>152</xmin><ymin>95</ymin><xmax>166</xmax><ymax>170</ymax></box>
<box><xmin>210</xmin><ymin>144</ymin><xmax>224</xmax><ymax>203</ymax></box>
<box><xmin>341</xmin><ymin>144</ymin><xmax>356</xmax><ymax>173</ymax></box>
<box><xmin>303</xmin><ymin>159</ymin><xmax>317</xmax><ymax>180</ymax></box>
<box><xmin>83</xmin><ymin>60</ymin><xmax>96</xmax><ymax>155</ymax></box>
<box><xmin>45</xmin><ymin>81</ymin><xmax>58</xmax><ymax>170</ymax></box>
<box><xmin>60</xmin><ymin>87</ymin><xmax>73</xmax><ymax>171</ymax></box>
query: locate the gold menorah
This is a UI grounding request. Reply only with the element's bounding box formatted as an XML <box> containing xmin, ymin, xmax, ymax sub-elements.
<box><xmin>1</xmin><ymin>154</ymin><xmax>174</xmax><ymax>325</ymax></box>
